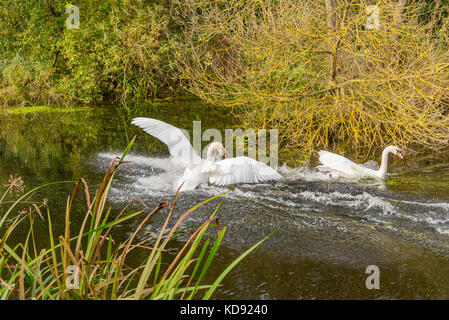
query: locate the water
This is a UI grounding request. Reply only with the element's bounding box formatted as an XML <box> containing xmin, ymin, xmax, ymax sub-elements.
<box><xmin>2</xmin><ymin>102</ymin><xmax>449</xmax><ymax>299</ymax></box>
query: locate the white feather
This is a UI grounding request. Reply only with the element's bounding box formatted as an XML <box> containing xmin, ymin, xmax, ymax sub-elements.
<box><xmin>318</xmin><ymin>146</ymin><xmax>402</xmax><ymax>179</ymax></box>
<box><xmin>131</xmin><ymin>117</ymin><xmax>202</xmax><ymax>168</ymax></box>
<box><xmin>318</xmin><ymin>151</ymin><xmax>373</xmax><ymax>177</ymax></box>
<box><xmin>209</xmin><ymin>156</ymin><xmax>283</xmax><ymax>186</ymax></box>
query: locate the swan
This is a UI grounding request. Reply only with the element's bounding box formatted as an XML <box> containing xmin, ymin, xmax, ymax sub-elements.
<box><xmin>131</xmin><ymin>117</ymin><xmax>283</xmax><ymax>191</ymax></box>
<box><xmin>318</xmin><ymin>145</ymin><xmax>403</xmax><ymax>179</ymax></box>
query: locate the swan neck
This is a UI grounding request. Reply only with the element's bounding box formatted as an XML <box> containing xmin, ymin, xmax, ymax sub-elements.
<box><xmin>378</xmin><ymin>148</ymin><xmax>390</xmax><ymax>177</ymax></box>
<box><xmin>206</xmin><ymin>146</ymin><xmax>215</xmax><ymax>161</ymax></box>
<box><xmin>207</xmin><ymin>143</ymin><xmax>221</xmax><ymax>162</ymax></box>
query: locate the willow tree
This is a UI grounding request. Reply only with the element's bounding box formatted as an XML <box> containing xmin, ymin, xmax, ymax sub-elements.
<box><xmin>175</xmin><ymin>0</ymin><xmax>449</xmax><ymax>161</ymax></box>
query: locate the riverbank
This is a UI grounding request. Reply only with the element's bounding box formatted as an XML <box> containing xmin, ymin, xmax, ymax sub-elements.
<box><xmin>2</xmin><ymin>1</ymin><xmax>449</xmax><ymax>160</ymax></box>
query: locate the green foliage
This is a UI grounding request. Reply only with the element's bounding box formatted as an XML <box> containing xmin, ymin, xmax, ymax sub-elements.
<box><xmin>2</xmin><ymin>0</ymin><xmax>449</xmax><ymax>158</ymax></box>
<box><xmin>0</xmin><ymin>0</ymin><xmax>178</xmax><ymax>107</ymax></box>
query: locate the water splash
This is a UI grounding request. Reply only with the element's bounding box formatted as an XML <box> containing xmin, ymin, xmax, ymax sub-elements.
<box><xmin>94</xmin><ymin>152</ymin><xmax>449</xmax><ymax>236</ymax></box>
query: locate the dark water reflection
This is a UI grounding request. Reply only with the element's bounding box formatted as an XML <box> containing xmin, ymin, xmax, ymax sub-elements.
<box><xmin>2</xmin><ymin>102</ymin><xmax>449</xmax><ymax>299</ymax></box>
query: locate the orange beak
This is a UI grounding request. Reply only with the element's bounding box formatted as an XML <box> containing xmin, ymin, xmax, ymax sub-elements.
<box><xmin>397</xmin><ymin>150</ymin><xmax>403</xmax><ymax>159</ymax></box>
<box><xmin>223</xmin><ymin>153</ymin><xmax>227</xmax><ymax>159</ymax></box>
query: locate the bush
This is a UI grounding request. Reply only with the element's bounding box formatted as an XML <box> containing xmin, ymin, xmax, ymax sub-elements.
<box><xmin>175</xmin><ymin>0</ymin><xmax>449</xmax><ymax>160</ymax></box>
<box><xmin>0</xmin><ymin>0</ymin><xmax>178</xmax><ymax>107</ymax></box>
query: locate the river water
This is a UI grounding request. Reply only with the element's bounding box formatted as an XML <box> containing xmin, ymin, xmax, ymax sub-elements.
<box><xmin>2</xmin><ymin>102</ymin><xmax>449</xmax><ymax>299</ymax></box>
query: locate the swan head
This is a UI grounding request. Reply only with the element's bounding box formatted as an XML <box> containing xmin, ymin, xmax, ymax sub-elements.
<box><xmin>207</xmin><ymin>142</ymin><xmax>226</xmax><ymax>162</ymax></box>
<box><xmin>385</xmin><ymin>145</ymin><xmax>404</xmax><ymax>159</ymax></box>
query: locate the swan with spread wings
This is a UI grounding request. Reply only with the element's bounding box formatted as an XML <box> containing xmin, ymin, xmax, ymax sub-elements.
<box><xmin>131</xmin><ymin>117</ymin><xmax>282</xmax><ymax>191</ymax></box>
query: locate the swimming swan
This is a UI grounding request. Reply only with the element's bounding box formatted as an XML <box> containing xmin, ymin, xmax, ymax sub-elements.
<box><xmin>318</xmin><ymin>145</ymin><xmax>403</xmax><ymax>179</ymax></box>
<box><xmin>131</xmin><ymin>117</ymin><xmax>282</xmax><ymax>190</ymax></box>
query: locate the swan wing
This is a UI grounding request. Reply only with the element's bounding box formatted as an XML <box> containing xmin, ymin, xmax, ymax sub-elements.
<box><xmin>318</xmin><ymin>150</ymin><xmax>368</xmax><ymax>177</ymax></box>
<box><xmin>131</xmin><ymin>117</ymin><xmax>202</xmax><ymax>168</ymax></box>
<box><xmin>209</xmin><ymin>156</ymin><xmax>282</xmax><ymax>186</ymax></box>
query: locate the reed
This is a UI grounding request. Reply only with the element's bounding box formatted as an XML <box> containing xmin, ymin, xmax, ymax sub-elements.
<box><xmin>0</xmin><ymin>137</ymin><xmax>270</xmax><ymax>299</ymax></box>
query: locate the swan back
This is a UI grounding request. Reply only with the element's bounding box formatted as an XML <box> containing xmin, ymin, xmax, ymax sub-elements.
<box><xmin>318</xmin><ymin>150</ymin><xmax>364</xmax><ymax>177</ymax></box>
<box><xmin>209</xmin><ymin>156</ymin><xmax>282</xmax><ymax>186</ymax></box>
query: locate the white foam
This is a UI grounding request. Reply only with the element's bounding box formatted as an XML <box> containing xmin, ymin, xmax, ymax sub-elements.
<box><xmin>96</xmin><ymin>153</ymin><xmax>186</xmax><ymax>199</ymax></box>
<box><xmin>297</xmin><ymin>190</ymin><xmax>399</xmax><ymax>216</ymax></box>
<box><xmin>94</xmin><ymin>152</ymin><xmax>449</xmax><ymax>235</ymax></box>
<box><xmin>278</xmin><ymin>164</ymin><xmax>339</xmax><ymax>181</ymax></box>
<box><xmin>398</xmin><ymin>199</ymin><xmax>449</xmax><ymax>211</ymax></box>
<box><xmin>97</xmin><ymin>152</ymin><xmax>179</xmax><ymax>173</ymax></box>
<box><xmin>231</xmin><ymin>188</ymin><xmax>306</xmax><ymax>209</ymax></box>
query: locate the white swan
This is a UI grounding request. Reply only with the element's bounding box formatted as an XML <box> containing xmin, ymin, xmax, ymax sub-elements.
<box><xmin>131</xmin><ymin>117</ymin><xmax>282</xmax><ymax>191</ymax></box>
<box><xmin>318</xmin><ymin>145</ymin><xmax>403</xmax><ymax>179</ymax></box>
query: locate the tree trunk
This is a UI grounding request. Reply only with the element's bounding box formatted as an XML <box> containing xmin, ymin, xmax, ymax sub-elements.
<box><xmin>325</xmin><ymin>0</ymin><xmax>338</xmax><ymax>88</ymax></box>
<box><xmin>325</xmin><ymin>0</ymin><xmax>338</xmax><ymax>31</ymax></box>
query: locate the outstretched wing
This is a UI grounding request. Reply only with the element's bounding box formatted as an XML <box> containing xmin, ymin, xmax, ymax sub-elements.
<box><xmin>209</xmin><ymin>156</ymin><xmax>282</xmax><ymax>186</ymax></box>
<box><xmin>131</xmin><ymin>117</ymin><xmax>202</xmax><ymax>168</ymax></box>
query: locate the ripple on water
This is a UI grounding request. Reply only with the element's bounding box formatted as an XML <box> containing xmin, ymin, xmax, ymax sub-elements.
<box><xmin>94</xmin><ymin>152</ymin><xmax>449</xmax><ymax>245</ymax></box>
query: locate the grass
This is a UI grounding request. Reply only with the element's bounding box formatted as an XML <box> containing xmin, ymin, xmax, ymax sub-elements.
<box><xmin>4</xmin><ymin>106</ymin><xmax>90</xmax><ymax>114</ymax></box>
<box><xmin>0</xmin><ymin>137</ymin><xmax>270</xmax><ymax>299</ymax></box>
